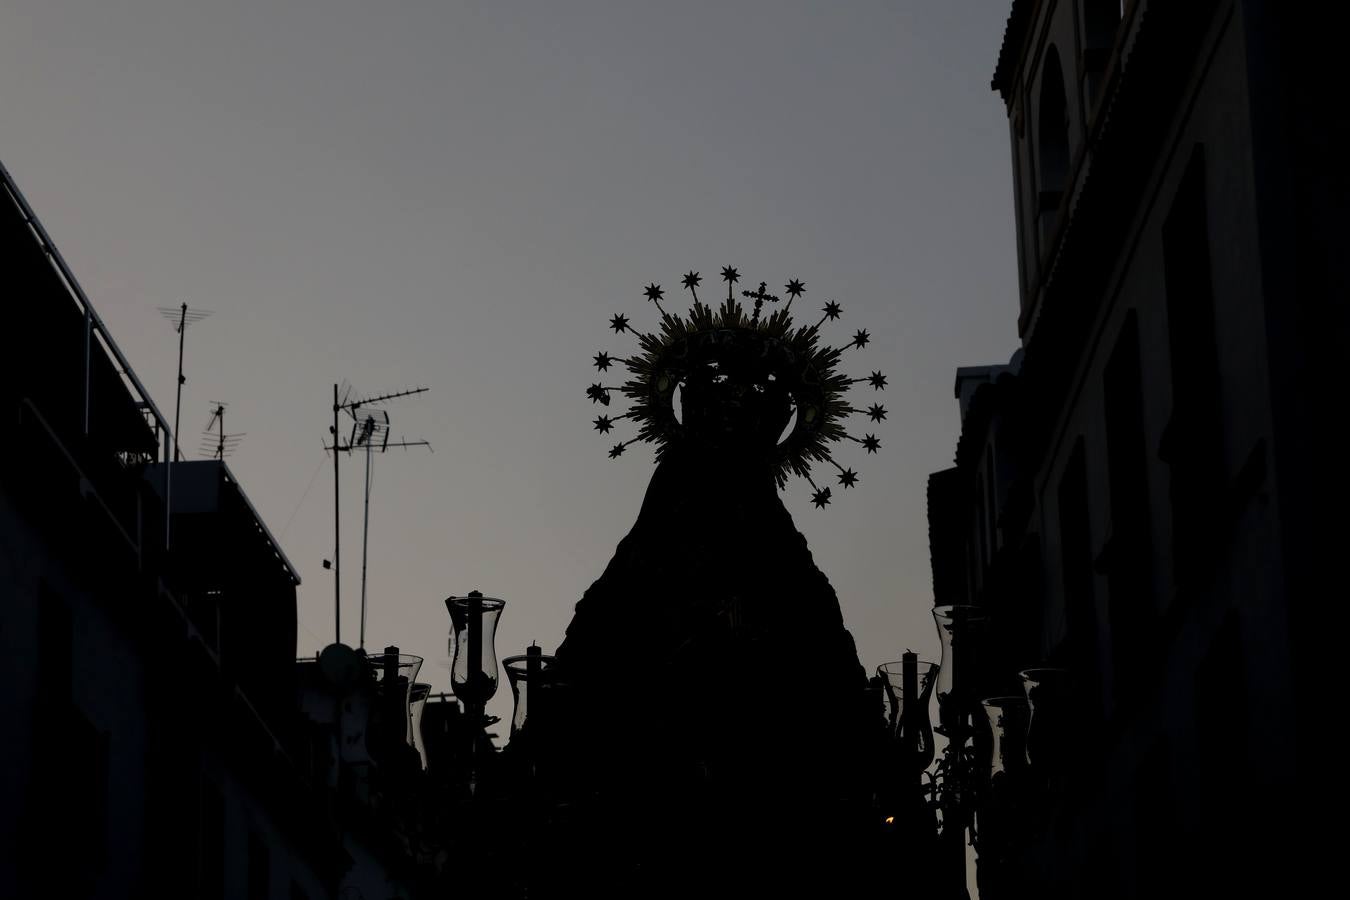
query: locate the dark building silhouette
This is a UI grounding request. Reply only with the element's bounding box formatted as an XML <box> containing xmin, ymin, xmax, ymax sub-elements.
<box><xmin>930</xmin><ymin>1</ymin><xmax>1341</xmax><ymax>896</ymax></box>
<box><xmin>0</xmin><ymin>162</ymin><xmax>416</xmax><ymax>899</ymax></box>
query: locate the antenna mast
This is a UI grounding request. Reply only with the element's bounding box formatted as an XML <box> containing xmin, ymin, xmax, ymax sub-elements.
<box><xmin>157</xmin><ymin>303</ymin><xmax>212</xmax><ymax>462</ymax></box>
<box><xmin>199</xmin><ymin>402</ymin><xmax>245</xmax><ymax>460</ymax></box>
<box><xmin>326</xmin><ymin>384</ymin><xmax>431</xmax><ymax>647</ymax></box>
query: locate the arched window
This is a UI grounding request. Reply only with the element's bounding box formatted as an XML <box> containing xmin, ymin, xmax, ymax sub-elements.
<box><xmin>1036</xmin><ymin>46</ymin><xmax>1070</xmax><ymax>237</ymax></box>
<box><xmin>1082</xmin><ymin>0</ymin><xmax>1123</xmax><ymax>103</ymax></box>
<box><xmin>1083</xmin><ymin>0</ymin><xmax>1122</xmax><ymax>54</ymax></box>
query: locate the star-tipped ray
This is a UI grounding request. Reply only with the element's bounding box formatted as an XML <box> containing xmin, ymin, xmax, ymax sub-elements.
<box><xmin>644</xmin><ymin>282</ymin><xmax>667</xmax><ymax>316</ymax></box>
<box><xmin>609</xmin><ymin>311</ymin><xmax>652</xmax><ymax>343</ymax></box>
<box><xmin>826</xmin><ymin>456</ymin><xmax>859</xmax><ymax>488</ymax></box>
<box><xmin>851</xmin><ymin>329</ymin><xmax>871</xmax><ymax>349</ymax></box>
<box><xmin>721</xmin><ymin>266</ymin><xmax>740</xmax><ymax>299</ymax></box>
<box><xmin>816</xmin><ymin>300</ymin><xmax>843</xmax><ymax>328</ymax></box>
<box><xmin>867</xmin><ymin>403</ymin><xmax>887</xmax><ymax>422</ymax></box>
<box><xmin>847</xmin><ymin>370</ymin><xmax>888</xmax><ymax>389</ymax></box>
<box><xmin>804</xmin><ymin>474</ymin><xmax>833</xmax><ymax>509</ymax></box>
<box><xmin>593</xmin><ymin>352</ymin><xmax>614</xmax><ymax>371</ymax></box>
<box><xmin>682</xmin><ymin>270</ymin><xmax>702</xmax><ymax>303</ymax></box>
<box><xmin>586</xmin><ymin>384</ymin><xmax>612</xmax><ymax>406</ymax></box>
<box><xmin>784</xmin><ymin>279</ymin><xmax>805</xmax><ymax>313</ymax></box>
<box><xmin>593</xmin><ymin>415</ymin><xmax>614</xmax><ymax>434</ymax></box>
<box><xmin>863</xmin><ymin>433</ymin><xmax>881</xmax><ymax>453</ymax></box>
<box><xmin>609</xmin><ymin>438</ymin><xmax>641</xmax><ymax>459</ymax></box>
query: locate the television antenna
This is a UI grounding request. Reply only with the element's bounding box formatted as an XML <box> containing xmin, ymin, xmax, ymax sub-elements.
<box><xmin>157</xmin><ymin>302</ymin><xmax>213</xmax><ymax>462</ymax></box>
<box><xmin>199</xmin><ymin>401</ymin><xmax>245</xmax><ymax>460</ymax></box>
<box><xmin>324</xmin><ymin>383</ymin><xmax>431</xmax><ymax>648</ymax></box>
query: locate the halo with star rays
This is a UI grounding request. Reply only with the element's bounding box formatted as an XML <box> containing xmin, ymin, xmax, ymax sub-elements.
<box><xmin>586</xmin><ymin>268</ymin><xmax>886</xmax><ymax>508</ymax></box>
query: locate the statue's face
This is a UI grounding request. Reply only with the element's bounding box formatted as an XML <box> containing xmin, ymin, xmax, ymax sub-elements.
<box><xmin>679</xmin><ymin>357</ymin><xmax>792</xmax><ymax>454</ymax></box>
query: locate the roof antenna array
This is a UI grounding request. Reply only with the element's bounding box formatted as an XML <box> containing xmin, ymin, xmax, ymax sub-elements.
<box><xmin>324</xmin><ymin>383</ymin><xmax>432</xmax><ymax>649</ymax></box>
<box><xmin>199</xmin><ymin>401</ymin><xmax>245</xmax><ymax>460</ymax></box>
<box><xmin>157</xmin><ymin>302</ymin><xmax>212</xmax><ymax>462</ymax></box>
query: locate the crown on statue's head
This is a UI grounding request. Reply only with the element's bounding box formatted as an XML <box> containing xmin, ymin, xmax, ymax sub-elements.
<box><xmin>586</xmin><ymin>267</ymin><xmax>887</xmax><ymax>509</ymax></box>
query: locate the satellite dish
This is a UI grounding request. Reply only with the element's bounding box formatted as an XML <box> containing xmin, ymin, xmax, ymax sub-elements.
<box><xmin>318</xmin><ymin>642</ymin><xmax>363</xmax><ymax>692</ymax></box>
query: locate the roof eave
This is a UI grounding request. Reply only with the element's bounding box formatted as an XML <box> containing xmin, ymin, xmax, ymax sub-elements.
<box><xmin>991</xmin><ymin>0</ymin><xmax>1037</xmax><ymax>102</ymax></box>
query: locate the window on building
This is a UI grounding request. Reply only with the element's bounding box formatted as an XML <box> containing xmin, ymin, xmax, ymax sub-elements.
<box><xmin>199</xmin><ymin>779</ymin><xmax>225</xmax><ymax>900</ymax></box>
<box><xmin>1056</xmin><ymin>438</ymin><xmax>1100</xmax><ymax>722</ymax></box>
<box><xmin>1084</xmin><ymin>830</ymin><xmax>1124</xmax><ymax>900</ymax></box>
<box><xmin>1036</xmin><ymin>47</ymin><xmax>1071</xmax><ymax>245</ymax></box>
<box><xmin>69</xmin><ymin>709</ymin><xmax>110</xmax><ymax>878</ymax></box>
<box><xmin>985</xmin><ymin>444</ymin><xmax>999</xmax><ymax>558</ymax></box>
<box><xmin>22</xmin><ymin>587</ymin><xmax>108</xmax><ymax>898</ymax></box>
<box><xmin>1193</xmin><ymin>612</ymin><xmax>1247</xmax><ymax>894</ymax></box>
<box><xmin>1160</xmin><ymin>146</ymin><xmax>1223</xmax><ymax>589</ymax></box>
<box><xmin>975</xmin><ymin>472</ymin><xmax>990</xmax><ymax>571</ymax></box>
<box><xmin>37</xmin><ymin>583</ymin><xmax>73</xmax><ymax>697</ymax></box>
<box><xmin>1082</xmin><ymin>0</ymin><xmax>1124</xmax><ymax>94</ymax></box>
<box><xmin>1013</xmin><ymin>535</ymin><xmax>1045</xmax><ymax>664</ymax></box>
<box><xmin>966</xmin><ymin>536</ymin><xmax>979</xmax><ymax>602</ymax></box>
<box><xmin>1194</xmin><ymin>613</ymin><xmax>1246</xmax><ymax>792</ymax></box>
<box><xmin>1104</xmin><ymin>312</ymin><xmax>1156</xmax><ymax>711</ymax></box>
<box><xmin>187</xmin><ymin>589</ymin><xmax>223</xmax><ymax>655</ymax></box>
<box><xmin>1133</xmin><ymin>739</ymin><xmax>1179</xmax><ymax>896</ymax></box>
<box><xmin>147</xmin><ymin>731</ymin><xmax>199</xmax><ymax>896</ymax></box>
<box><xmin>248</xmin><ymin>828</ymin><xmax>270</xmax><ymax>899</ymax></box>
<box><xmin>1082</xmin><ymin>0</ymin><xmax>1124</xmax><ymax>106</ymax></box>
<box><xmin>1083</xmin><ymin>0</ymin><xmax>1123</xmax><ymax>50</ymax></box>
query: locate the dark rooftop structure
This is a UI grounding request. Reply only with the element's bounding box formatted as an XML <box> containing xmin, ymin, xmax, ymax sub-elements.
<box><xmin>0</xmin><ymin>158</ymin><xmax>414</xmax><ymax>898</ymax></box>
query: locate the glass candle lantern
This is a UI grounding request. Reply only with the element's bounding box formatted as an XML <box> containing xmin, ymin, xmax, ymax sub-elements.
<box><xmin>364</xmin><ymin>647</ymin><xmax>424</xmax><ymax>761</ymax></box>
<box><xmin>877</xmin><ymin>656</ymin><xmax>939</xmax><ymax>774</ymax></box>
<box><xmin>367</xmin><ymin>647</ymin><xmax>424</xmax><ymax>690</ymax></box>
<box><xmin>981</xmin><ymin>696</ymin><xmax>1030</xmax><ymax>784</ymax></box>
<box><xmin>418</xmin><ymin>693</ymin><xmax>461</xmax><ymax>775</ymax></box>
<box><xmin>503</xmin><ymin>647</ymin><xmax>556</xmax><ymax>741</ymax></box>
<box><xmin>445</xmin><ymin>592</ymin><xmax>506</xmax><ymax>709</ymax></box>
<box><xmin>409</xmin><ymin>682</ymin><xmax>431</xmax><ymax>768</ymax></box>
<box><xmin>1019</xmin><ymin>668</ymin><xmax>1072</xmax><ymax>771</ymax></box>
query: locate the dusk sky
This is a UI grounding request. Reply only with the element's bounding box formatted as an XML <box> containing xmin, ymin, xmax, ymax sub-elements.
<box><xmin>2</xmin><ymin>0</ymin><xmax>1017</xmax><ymax>727</ymax></box>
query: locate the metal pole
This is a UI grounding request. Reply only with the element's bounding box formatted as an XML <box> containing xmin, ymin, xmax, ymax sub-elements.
<box><xmin>164</xmin><ymin>427</ymin><xmax>173</xmax><ymax>549</ymax></box>
<box><xmin>173</xmin><ymin>303</ymin><xmax>186</xmax><ymax>462</ymax></box>
<box><xmin>333</xmin><ymin>383</ymin><xmax>341</xmax><ymax>645</ymax></box>
<box><xmin>359</xmin><ymin>437</ymin><xmax>373</xmax><ymax>651</ymax></box>
<box><xmin>83</xmin><ymin>306</ymin><xmax>92</xmax><ymax>436</ymax></box>
<box><xmin>902</xmin><ymin>650</ymin><xmax>919</xmax><ymax>788</ymax></box>
<box><xmin>950</xmin><ymin>715</ymin><xmax>970</xmax><ymax>900</ymax></box>
<box><xmin>467</xmin><ymin>592</ymin><xmax>483</xmax><ymax>691</ymax></box>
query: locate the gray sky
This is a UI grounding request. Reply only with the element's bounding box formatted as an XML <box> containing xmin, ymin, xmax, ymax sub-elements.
<box><xmin>2</xmin><ymin>0</ymin><xmax>1017</xmax><ymax>727</ymax></box>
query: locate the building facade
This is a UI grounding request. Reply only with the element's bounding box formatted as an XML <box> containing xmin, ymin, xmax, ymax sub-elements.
<box><xmin>0</xmin><ymin>160</ymin><xmax>417</xmax><ymax>899</ymax></box>
<box><xmin>929</xmin><ymin>1</ymin><xmax>1339</xmax><ymax>896</ymax></box>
